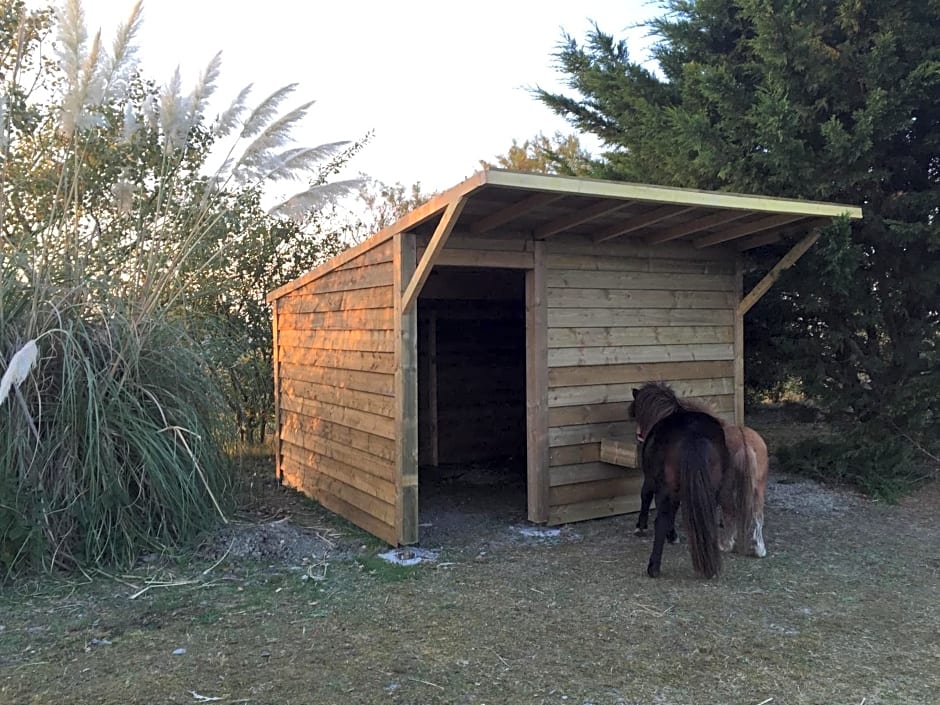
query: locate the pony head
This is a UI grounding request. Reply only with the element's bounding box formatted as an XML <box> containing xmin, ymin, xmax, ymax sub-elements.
<box><xmin>629</xmin><ymin>382</ymin><xmax>680</xmax><ymax>444</ymax></box>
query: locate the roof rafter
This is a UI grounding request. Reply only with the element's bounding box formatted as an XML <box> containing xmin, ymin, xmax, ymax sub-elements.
<box><xmin>647</xmin><ymin>210</ymin><xmax>752</xmax><ymax>245</ymax></box>
<box><xmin>694</xmin><ymin>213</ymin><xmax>806</xmax><ymax>248</ymax></box>
<box><xmin>470</xmin><ymin>192</ymin><xmax>563</xmax><ymax>234</ymax></box>
<box><xmin>534</xmin><ymin>200</ymin><xmax>634</xmax><ymax>239</ymax></box>
<box><xmin>594</xmin><ymin>206</ymin><xmax>694</xmax><ymax>243</ymax></box>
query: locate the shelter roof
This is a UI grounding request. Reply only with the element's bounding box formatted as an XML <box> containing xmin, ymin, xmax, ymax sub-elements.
<box><xmin>268</xmin><ymin>170</ymin><xmax>862</xmax><ymax>302</ymax></box>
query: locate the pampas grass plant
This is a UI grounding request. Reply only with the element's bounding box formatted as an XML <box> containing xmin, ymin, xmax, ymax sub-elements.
<box><xmin>0</xmin><ymin>0</ymin><xmax>357</xmax><ymax>574</ymax></box>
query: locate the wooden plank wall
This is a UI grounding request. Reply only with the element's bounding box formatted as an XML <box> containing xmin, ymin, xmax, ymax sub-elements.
<box><xmin>275</xmin><ymin>238</ymin><xmax>399</xmax><ymax>545</ymax></box>
<box><xmin>544</xmin><ymin>236</ymin><xmax>737</xmax><ymax>525</ymax></box>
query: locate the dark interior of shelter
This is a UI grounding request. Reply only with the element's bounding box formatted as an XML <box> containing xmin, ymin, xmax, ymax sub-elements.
<box><xmin>416</xmin><ymin>267</ymin><xmax>528</xmax><ymax>539</ymax></box>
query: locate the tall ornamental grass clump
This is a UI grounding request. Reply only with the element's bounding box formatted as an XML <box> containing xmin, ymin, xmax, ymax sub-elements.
<box><xmin>0</xmin><ymin>0</ymin><xmax>356</xmax><ymax>574</ymax></box>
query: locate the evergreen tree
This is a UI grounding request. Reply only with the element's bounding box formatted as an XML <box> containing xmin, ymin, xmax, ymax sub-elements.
<box><xmin>537</xmin><ymin>0</ymin><xmax>939</xmax><ymax>495</ymax></box>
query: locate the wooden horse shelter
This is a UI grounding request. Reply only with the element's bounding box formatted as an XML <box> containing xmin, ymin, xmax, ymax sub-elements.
<box><xmin>266</xmin><ymin>170</ymin><xmax>862</xmax><ymax>545</ymax></box>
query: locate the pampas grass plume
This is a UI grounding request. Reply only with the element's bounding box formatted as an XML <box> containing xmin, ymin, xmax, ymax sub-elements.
<box><xmin>0</xmin><ymin>340</ymin><xmax>39</xmax><ymax>405</ymax></box>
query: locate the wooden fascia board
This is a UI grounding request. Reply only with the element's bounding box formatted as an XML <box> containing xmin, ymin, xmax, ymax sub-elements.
<box><xmin>401</xmin><ymin>197</ymin><xmax>468</xmax><ymax>312</ymax></box>
<box><xmin>694</xmin><ymin>213</ymin><xmax>806</xmax><ymax>248</ymax></box>
<box><xmin>594</xmin><ymin>205</ymin><xmax>695</xmax><ymax>243</ymax></box>
<box><xmin>646</xmin><ymin>209</ymin><xmax>751</xmax><ymax>245</ymax></box>
<box><xmin>470</xmin><ymin>192</ymin><xmax>563</xmax><ymax>234</ymax></box>
<box><xmin>267</xmin><ymin>172</ymin><xmax>485</xmax><ymax>302</ymax></box>
<box><xmin>534</xmin><ymin>200</ymin><xmax>633</xmax><ymax>239</ymax></box>
<box><xmin>737</xmin><ymin>231</ymin><xmax>821</xmax><ymax>316</ymax></box>
<box><xmin>483</xmin><ymin>169</ymin><xmax>864</xmax><ymax>220</ymax></box>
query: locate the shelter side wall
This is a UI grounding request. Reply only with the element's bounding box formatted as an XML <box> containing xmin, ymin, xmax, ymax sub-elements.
<box><xmin>544</xmin><ymin>237</ymin><xmax>737</xmax><ymax>525</ymax></box>
<box><xmin>276</xmin><ymin>238</ymin><xmax>398</xmax><ymax>544</ymax></box>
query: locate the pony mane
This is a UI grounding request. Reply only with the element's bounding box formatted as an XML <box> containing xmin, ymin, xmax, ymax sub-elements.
<box><xmin>629</xmin><ymin>381</ymin><xmax>682</xmax><ymax>433</ymax></box>
<box><xmin>678</xmin><ymin>396</ymin><xmax>725</xmax><ymax>425</ymax></box>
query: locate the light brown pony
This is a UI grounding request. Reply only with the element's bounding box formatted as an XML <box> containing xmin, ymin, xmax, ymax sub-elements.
<box><xmin>631</xmin><ymin>382</ymin><xmax>768</xmax><ymax>559</ymax></box>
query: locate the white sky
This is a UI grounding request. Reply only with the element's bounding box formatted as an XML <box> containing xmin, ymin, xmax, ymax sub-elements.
<box><xmin>79</xmin><ymin>1</ymin><xmax>661</xmax><ymax>197</ymax></box>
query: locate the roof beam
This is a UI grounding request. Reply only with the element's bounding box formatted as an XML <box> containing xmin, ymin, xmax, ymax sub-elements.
<box><xmin>402</xmin><ymin>197</ymin><xmax>468</xmax><ymax>313</ymax></box>
<box><xmin>594</xmin><ymin>206</ymin><xmax>694</xmax><ymax>243</ymax></box>
<box><xmin>694</xmin><ymin>213</ymin><xmax>806</xmax><ymax>248</ymax></box>
<box><xmin>737</xmin><ymin>231</ymin><xmax>820</xmax><ymax>316</ymax></box>
<box><xmin>534</xmin><ymin>200</ymin><xmax>633</xmax><ymax>239</ymax></box>
<box><xmin>647</xmin><ymin>210</ymin><xmax>751</xmax><ymax>245</ymax></box>
<box><xmin>470</xmin><ymin>192</ymin><xmax>564</xmax><ymax>234</ymax></box>
<box><xmin>736</xmin><ymin>231</ymin><xmax>782</xmax><ymax>251</ymax></box>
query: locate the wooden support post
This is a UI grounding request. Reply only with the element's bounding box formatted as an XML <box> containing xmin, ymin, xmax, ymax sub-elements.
<box><xmin>526</xmin><ymin>240</ymin><xmax>549</xmax><ymax>523</ymax></box>
<box><xmin>427</xmin><ymin>310</ymin><xmax>439</xmax><ymax>467</ymax></box>
<box><xmin>734</xmin><ymin>256</ymin><xmax>745</xmax><ymax>426</ymax></box>
<box><xmin>395</xmin><ymin>232</ymin><xmax>419</xmax><ymax>545</ymax></box>
<box><xmin>272</xmin><ymin>299</ymin><xmax>283</xmax><ymax>482</ymax></box>
<box><xmin>402</xmin><ymin>198</ymin><xmax>467</xmax><ymax>313</ymax></box>
<box><xmin>737</xmin><ymin>231</ymin><xmax>820</xmax><ymax>317</ymax></box>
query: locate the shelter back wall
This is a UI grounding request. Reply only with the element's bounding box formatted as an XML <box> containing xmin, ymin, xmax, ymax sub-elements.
<box><xmin>544</xmin><ymin>235</ymin><xmax>737</xmax><ymax>525</ymax></box>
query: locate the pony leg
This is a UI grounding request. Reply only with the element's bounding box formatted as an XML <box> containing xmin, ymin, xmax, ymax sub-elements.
<box><xmin>667</xmin><ymin>500</ymin><xmax>680</xmax><ymax>544</ymax></box>
<box><xmin>718</xmin><ymin>508</ymin><xmax>736</xmax><ymax>553</ymax></box>
<box><xmin>635</xmin><ymin>478</ymin><xmax>655</xmax><ymax>536</ymax></box>
<box><xmin>647</xmin><ymin>494</ymin><xmax>673</xmax><ymax>578</ymax></box>
<box><xmin>749</xmin><ymin>510</ymin><xmax>767</xmax><ymax>558</ymax></box>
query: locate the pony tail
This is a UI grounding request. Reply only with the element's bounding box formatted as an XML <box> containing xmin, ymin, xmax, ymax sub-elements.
<box><xmin>734</xmin><ymin>429</ymin><xmax>757</xmax><ymax>548</ymax></box>
<box><xmin>680</xmin><ymin>437</ymin><xmax>722</xmax><ymax>578</ymax></box>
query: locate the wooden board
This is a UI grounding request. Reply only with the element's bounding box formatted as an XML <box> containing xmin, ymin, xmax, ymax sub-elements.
<box><xmin>545</xmin><ymin>253</ymin><xmax>734</xmax><ymax>275</ymax></box>
<box><xmin>549</xmin><ymin>475</ymin><xmax>642</xmax><ymax>506</ymax></box>
<box><xmin>549</xmin><ymin>461</ymin><xmax>634</xmax><ymax>486</ymax></box>
<box><xmin>281</xmin><ymin>410</ymin><xmax>395</xmax><ymax>462</ymax></box>
<box><xmin>281</xmin><ymin>441</ymin><xmax>395</xmax><ymax>500</ymax></box>
<box><xmin>276</xmin><ymin>308</ymin><xmax>395</xmax><ymax>332</ymax></box>
<box><xmin>292</xmin><ymin>261</ymin><xmax>394</xmax><ymax>296</ymax></box>
<box><xmin>279</xmin><ymin>362</ymin><xmax>394</xmax><ymax>397</ymax></box>
<box><xmin>547</xmin><ymin>288</ymin><xmax>736</xmax><ymax>310</ymax></box>
<box><xmin>547</xmin><ymin>326</ymin><xmax>733</xmax><ymax>348</ymax></box>
<box><xmin>599</xmin><ymin>439</ymin><xmax>637</xmax><ymax>468</ymax></box>
<box><xmin>548</xmin><ymin>307</ymin><xmax>734</xmax><ymax>328</ymax></box>
<box><xmin>549</xmin><ymin>421</ymin><xmax>631</xmax><ymax>447</ymax></box>
<box><xmin>548</xmin><ymin>360</ymin><xmax>735</xmax><ymax>389</ymax></box>
<box><xmin>546</xmin><ymin>270</ymin><xmax>735</xmax><ymax>292</ymax></box>
<box><xmin>547</xmin><ymin>343</ymin><xmax>734</xmax><ymax>368</ymax></box>
<box><xmin>279</xmin><ymin>347</ymin><xmax>395</xmax><ymax>374</ymax></box>
<box><xmin>548</xmin><ymin>377</ymin><xmax>734</xmax><ymax>407</ymax></box>
<box><xmin>548</xmin><ymin>402</ymin><xmax>631</xmax><ymax>428</ymax></box>
<box><xmin>277</xmin><ymin>329</ymin><xmax>395</xmax><ymax>353</ymax></box>
<box><xmin>279</xmin><ymin>378</ymin><xmax>394</xmax><ymax>418</ymax></box>
<box><xmin>278</xmin><ymin>286</ymin><xmax>394</xmax><ymax>314</ymax></box>
<box><xmin>549</xmin><ymin>443</ymin><xmax>602</xmax><ymax>467</ymax></box>
<box><xmin>526</xmin><ymin>241</ymin><xmax>550</xmax><ymax>523</ymax></box>
<box><xmin>280</xmin><ymin>395</ymin><xmax>396</xmax><ymax>440</ymax></box>
<box><xmin>547</xmin><ymin>494</ymin><xmax>643</xmax><ymax>525</ymax></box>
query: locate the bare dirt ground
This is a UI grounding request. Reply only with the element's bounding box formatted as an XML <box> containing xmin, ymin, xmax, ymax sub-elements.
<box><xmin>1</xmin><ymin>416</ymin><xmax>938</xmax><ymax>705</ymax></box>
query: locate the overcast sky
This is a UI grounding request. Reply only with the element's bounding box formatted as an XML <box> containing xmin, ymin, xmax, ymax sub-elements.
<box><xmin>79</xmin><ymin>0</ymin><xmax>661</xmax><ymax>197</ymax></box>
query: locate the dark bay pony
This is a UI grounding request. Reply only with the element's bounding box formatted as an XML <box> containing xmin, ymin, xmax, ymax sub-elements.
<box><xmin>628</xmin><ymin>382</ymin><xmax>730</xmax><ymax>578</ymax></box>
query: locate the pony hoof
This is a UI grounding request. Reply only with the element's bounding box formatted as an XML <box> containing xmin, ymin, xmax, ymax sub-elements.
<box><xmin>634</xmin><ymin>527</ymin><xmax>647</xmax><ymax>537</ymax></box>
<box><xmin>667</xmin><ymin>532</ymin><xmax>679</xmax><ymax>544</ymax></box>
<box><xmin>751</xmin><ymin>545</ymin><xmax>767</xmax><ymax>558</ymax></box>
<box><xmin>647</xmin><ymin>564</ymin><xmax>660</xmax><ymax>578</ymax></box>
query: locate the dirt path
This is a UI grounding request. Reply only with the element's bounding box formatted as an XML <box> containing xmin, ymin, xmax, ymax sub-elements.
<box><xmin>1</xmin><ymin>467</ymin><xmax>938</xmax><ymax>705</ymax></box>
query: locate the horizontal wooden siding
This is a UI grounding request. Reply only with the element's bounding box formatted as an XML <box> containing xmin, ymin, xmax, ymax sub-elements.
<box><xmin>544</xmin><ymin>237</ymin><xmax>737</xmax><ymax>525</ymax></box>
<box><xmin>276</xmin><ymin>238</ymin><xmax>398</xmax><ymax>544</ymax></box>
